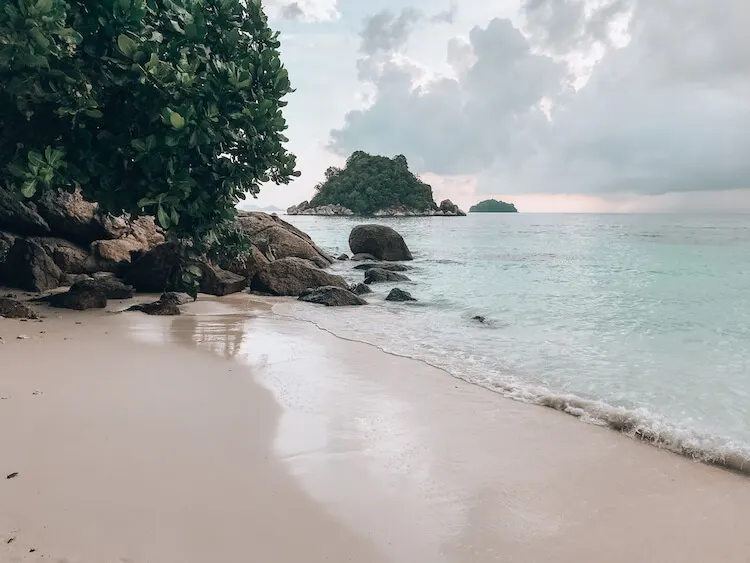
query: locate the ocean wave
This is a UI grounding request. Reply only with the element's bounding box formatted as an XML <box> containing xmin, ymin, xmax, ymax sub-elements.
<box><xmin>273</xmin><ymin>302</ymin><xmax>750</xmax><ymax>476</ymax></box>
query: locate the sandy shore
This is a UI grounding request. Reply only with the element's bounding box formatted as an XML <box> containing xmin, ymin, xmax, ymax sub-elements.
<box><xmin>1</xmin><ymin>294</ymin><xmax>749</xmax><ymax>562</ymax></box>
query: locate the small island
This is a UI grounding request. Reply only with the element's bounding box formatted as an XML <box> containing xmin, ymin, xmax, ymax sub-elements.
<box><xmin>469</xmin><ymin>199</ymin><xmax>518</xmax><ymax>213</ymax></box>
<box><xmin>287</xmin><ymin>151</ymin><xmax>466</xmax><ymax>217</ymax></box>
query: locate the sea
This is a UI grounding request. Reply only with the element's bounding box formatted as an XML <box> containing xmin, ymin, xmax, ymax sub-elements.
<box><xmin>279</xmin><ymin>213</ymin><xmax>750</xmax><ymax>472</ymax></box>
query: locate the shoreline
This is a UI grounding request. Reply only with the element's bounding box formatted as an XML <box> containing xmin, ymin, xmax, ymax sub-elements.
<box><xmin>2</xmin><ymin>294</ymin><xmax>750</xmax><ymax>561</ymax></box>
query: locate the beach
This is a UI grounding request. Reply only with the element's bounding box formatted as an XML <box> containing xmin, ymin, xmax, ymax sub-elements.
<box><xmin>1</xmin><ymin>295</ymin><xmax>749</xmax><ymax>562</ymax></box>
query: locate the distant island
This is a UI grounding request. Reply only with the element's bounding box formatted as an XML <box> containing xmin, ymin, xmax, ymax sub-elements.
<box><xmin>287</xmin><ymin>151</ymin><xmax>466</xmax><ymax>217</ymax></box>
<box><xmin>469</xmin><ymin>199</ymin><xmax>518</xmax><ymax>213</ymax></box>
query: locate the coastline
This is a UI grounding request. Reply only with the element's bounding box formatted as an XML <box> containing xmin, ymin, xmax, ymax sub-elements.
<box><xmin>2</xmin><ymin>294</ymin><xmax>750</xmax><ymax>562</ymax></box>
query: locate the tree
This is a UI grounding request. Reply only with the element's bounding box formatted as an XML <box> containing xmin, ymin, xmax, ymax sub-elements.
<box><xmin>0</xmin><ymin>0</ymin><xmax>298</xmax><ymax>241</ymax></box>
<box><xmin>310</xmin><ymin>152</ymin><xmax>436</xmax><ymax>215</ymax></box>
<box><xmin>468</xmin><ymin>199</ymin><xmax>518</xmax><ymax>213</ymax></box>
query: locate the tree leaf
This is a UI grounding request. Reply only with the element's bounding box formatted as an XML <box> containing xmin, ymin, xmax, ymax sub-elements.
<box><xmin>21</xmin><ymin>180</ymin><xmax>38</xmax><ymax>198</ymax></box>
<box><xmin>169</xmin><ymin>111</ymin><xmax>185</xmax><ymax>129</ymax></box>
<box><xmin>27</xmin><ymin>151</ymin><xmax>45</xmax><ymax>168</ymax></box>
<box><xmin>157</xmin><ymin>205</ymin><xmax>171</xmax><ymax>228</ymax></box>
<box><xmin>186</xmin><ymin>264</ymin><xmax>202</xmax><ymax>277</ymax></box>
<box><xmin>85</xmin><ymin>109</ymin><xmax>103</xmax><ymax>118</ymax></box>
<box><xmin>117</xmin><ymin>34</ymin><xmax>138</xmax><ymax>58</ymax></box>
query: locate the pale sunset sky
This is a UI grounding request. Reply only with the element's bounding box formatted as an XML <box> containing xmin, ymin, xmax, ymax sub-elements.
<box><xmin>248</xmin><ymin>0</ymin><xmax>750</xmax><ymax>213</ymax></box>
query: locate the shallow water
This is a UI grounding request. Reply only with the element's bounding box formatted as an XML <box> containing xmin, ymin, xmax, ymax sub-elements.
<box><xmin>280</xmin><ymin>214</ymin><xmax>750</xmax><ymax>470</ymax></box>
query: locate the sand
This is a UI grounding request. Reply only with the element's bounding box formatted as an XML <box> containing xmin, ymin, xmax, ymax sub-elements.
<box><xmin>1</xmin><ymin>294</ymin><xmax>749</xmax><ymax>562</ymax></box>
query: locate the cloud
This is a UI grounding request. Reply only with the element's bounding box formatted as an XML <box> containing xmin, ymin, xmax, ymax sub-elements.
<box><xmin>330</xmin><ymin>0</ymin><xmax>750</xmax><ymax>195</ymax></box>
<box><xmin>264</xmin><ymin>0</ymin><xmax>340</xmax><ymax>22</ymax></box>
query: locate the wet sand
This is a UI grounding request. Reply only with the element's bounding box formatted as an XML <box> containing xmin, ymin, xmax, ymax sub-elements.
<box><xmin>1</xmin><ymin>296</ymin><xmax>749</xmax><ymax>562</ymax></box>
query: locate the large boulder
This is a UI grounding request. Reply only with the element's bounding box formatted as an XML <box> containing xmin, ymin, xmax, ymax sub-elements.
<box><xmin>0</xmin><ymin>297</ymin><xmax>38</xmax><ymax>319</ymax></box>
<box><xmin>35</xmin><ymin>189</ymin><xmax>107</xmax><ymax>244</ymax></box>
<box><xmin>123</xmin><ymin>242</ymin><xmax>182</xmax><ymax>293</ymax></box>
<box><xmin>349</xmin><ymin>225</ymin><xmax>413</xmax><ymax>261</ymax></box>
<box><xmin>298</xmin><ymin>286</ymin><xmax>367</xmax><ymax>307</ymax></box>
<box><xmin>438</xmin><ymin>199</ymin><xmax>467</xmax><ymax>216</ymax></box>
<box><xmin>364</xmin><ymin>268</ymin><xmax>411</xmax><ymax>285</ymax></box>
<box><xmin>0</xmin><ymin>238</ymin><xmax>61</xmax><ymax>292</ymax></box>
<box><xmin>236</xmin><ymin>212</ymin><xmax>334</xmax><ymax>267</ymax></box>
<box><xmin>220</xmin><ymin>244</ymin><xmax>269</xmax><ymax>284</ymax></box>
<box><xmin>0</xmin><ymin>188</ymin><xmax>51</xmax><ymax>236</ymax></box>
<box><xmin>350</xmin><ymin>283</ymin><xmax>373</xmax><ymax>296</ymax></box>
<box><xmin>198</xmin><ymin>264</ymin><xmax>247</xmax><ymax>296</ymax></box>
<box><xmin>253</xmin><ymin>257</ymin><xmax>349</xmax><ymax>296</ymax></box>
<box><xmin>91</xmin><ymin>237</ymin><xmax>144</xmax><ymax>265</ymax></box>
<box><xmin>386</xmin><ymin>288</ymin><xmax>417</xmax><ymax>302</ymax></box>
<box><xmin>70</xmin><ymin>277</ymin><xmax>135</xmax><ymax>300</ymax></box>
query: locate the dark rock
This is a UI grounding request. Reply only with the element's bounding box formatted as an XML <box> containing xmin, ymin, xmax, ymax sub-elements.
<box><xmin>199</xmin><ymin>264</ymin><xmax>247</xmax><ymax>296</ymax></box>
<box><xmin>0</xmin><ymin>188</ymin><xmax>51</xmax><ymax>236</ymax></box>
<box><xmin>386</xmin><ymin>288</ymin><xmax>417</xmax><ymax>302</ymax></box>
<box><xmin>220</xmin><ymin>244</ymin><xmax>269</xmax><ymax>285</ymax></box>
<box><xmin>349</xmin><ymin>225</ymin><xmax>413</xmax><ymax>261</ymax></box>
<box><xmin>48</xmin><ymin>286</ymin><xmax>107</xmax><ymax>310</ymax></box>
<box><xmin>127</xmin><ymin>297</ymin><xmax>181</xmax><ymax>316</ymax></box>
<box><xmin>71</xmin><ymin>277</ymin><xmax>135</xmax><ymax>299</ymax></box>
<box><xmin>337</xmin><ymin>253</ymin><xmax>349</xmax><ymax>261</ymax></box>
<box><xmin>351</xmin><ymin>253</ymin><xmax>379</xmax><ymax>261</ymax></box>
<box><xmin>364</xmin><ymin>268</ymin><xmax>411</xmax><ymax>285</ymax></box>
<box><xmin>123</xmin><ymin>242</ymin><xmax>182</xmax><ymax>292</ymax></box>
<box><xmin>0</xmin><ymin>298</ymin><xmax>38</xmax><ymax>319</ymax></box>
<box><xmin>353</xmin><ymin>262</ymin><xmax>410</xmax><ymax>272</ymax></box>
<box><xmin>160</xmin><ymin>292</ymin><xmax>193</xmax><ymax>305</ymax></box>
<box><xmin>252</xmin><ymin>257</ymin><xmax>349</xmax><ymax>296</ymax></box>
<box><xmin>351</xmin><ymin>283</ymin><xmax>373</xmax><ymax>295</ymax></box>
<box><xmin>472</xmin><ymin>315</ymin><xmax>487</xmax><ymax>323</ymax></box>
<box><xmin>0</xmin><ymin>231</ymin><xmax>15</xmax><ymax>263</ymax></box>
<box><xmin>298</xmin><ymin>286</ymin><xmax>367</xmax><ymax>307</ymax></box>
<box><xmin>0</xmin><ymin>238</ymin><xmax>61</xmax><ymax>292</ymax></box>
<box><xmin>34</xmin><ymin>189</ymin><xmax>107</xmax><ymax>244</ymax></box>
<box><xmin>60</xmin><ymin>273</ymin><xmax>93</xmax><ymax>286</ymax></box>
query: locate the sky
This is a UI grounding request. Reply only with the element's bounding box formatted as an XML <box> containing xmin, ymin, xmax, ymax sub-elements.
<box><xmin>249</xmin><ymin>0</ymin><xmax>750</xmax><ymax>213</ymax></box>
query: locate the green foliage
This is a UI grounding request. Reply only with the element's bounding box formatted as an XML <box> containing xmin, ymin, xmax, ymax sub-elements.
<box><xmin>469</xmin><ymin>199</ymin><xmax>518</xmax><ymax>213</ymax></box>
<box><xmin>311</xmin><ymin>151</ymin><xmax>436</xmax><ymax>215</ymax></box>
<box><xmin>0</xmin><ymin>0</ymin><xmax>298</xmax><ymax>240</ymax></box>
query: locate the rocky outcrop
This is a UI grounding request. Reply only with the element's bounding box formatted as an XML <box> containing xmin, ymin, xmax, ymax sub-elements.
<box><xmin>286</xmin><ymin>202</ymin><xmax>354</xmax><ymax>216</ymax></box>
<box><xmin>0</xmin><ymin>297</ymin><xmax>38</xmax><ymax>319</ymax></box>
<box><xmin>386</xmin><ymin>288</ymin><xmax>417</xmax><ymax>302</ymax></box>
<box><xmin>123</xmin><ymin>242</ymin><xmax>182</xmax><ymax>293</ymax></box>
<box><xmin>47</xmin><ymin>284</ymin><xmax>107</xmax><ymax>310</ymax></box>
<box><xmin>1</xmin><ymin>238</ymin><xmax>62</xmax><ymax>292</ymax></box>
<box><xmin>236</xmin><ymin>211</ymin><xmax>334</xmax><ymax>268</ymax></box>
<box><xmin>35</xmin><ymin>189</ymin><xmax>107</xmax><ymax>244</ymax></box>
<box><xmin>364</xmin><ymin>268</ymin><xmax>411</xmax><ymax>284</ymax></box>
<box><xmin>437</xmin><ymin>199</ymin><xmax>467</xmax><ymax>217</ymax></box>
<box><xmin>253</xmin><ymin>257</ymin><xmax>348</xmax><ymax>296</ymax></box>
<box><xmin>353</xmin><ymin>262</ymin><xmax>410</xmax><ymax>272</ymax></box>
<box><xmin>298</xmin><ymin>286</ymin><xmax>367</xmax><ymax>306</ymax></box>
<box><xmin>350</xmin><ymin>283</ymin><xmax>373</xmax><ymax>295</ymax></box>
<box><xmin>70</xmin><ymin>278</ymin><xmax>135</xmax><ymax>300</ymax></box>
<box><xmin>349</xmin><ymin>225</ymin><xmax>413</xmax><ymax>261</ymax></box>
<box><xmin>0</xmin><ymin>190</ymin><xmax>50</xmax><ymax>236</ymax></box>
<box><xmin>220</xmin><ymin>244</ymin><xmax>270</xmax><ymax>284</ymax></box>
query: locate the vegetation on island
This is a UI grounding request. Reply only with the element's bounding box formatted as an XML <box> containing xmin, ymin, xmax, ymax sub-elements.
<box><xmin>310</xmin><ymin>152</ymin><xmax>436</xmax><ymax>215</ymax></box>
<box><xmin>0</xmin><ymin>0</ymin><xmax>297</xmax><ymax>245</ymax></box>
<box><xmin>469</xmin><ymin>199</ymin><xmax>518</xmax><ymax>213</ymax></box>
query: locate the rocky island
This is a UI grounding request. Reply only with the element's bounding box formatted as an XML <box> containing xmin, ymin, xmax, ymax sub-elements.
<box><xmin>469</xmin><ymin>199</ymin><xmax>518</xmax><ymax>213</ymax></box>
<box><xmin>287</xmin><ymin>151</ymin><xmax>466</xmax><ymax>217</ymax></box>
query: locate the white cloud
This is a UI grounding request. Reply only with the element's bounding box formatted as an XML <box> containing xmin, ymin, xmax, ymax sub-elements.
<box><xmin>263</xmin><ymin>0</ymin><xmax>340</xmax><ymax>22</ymax></box>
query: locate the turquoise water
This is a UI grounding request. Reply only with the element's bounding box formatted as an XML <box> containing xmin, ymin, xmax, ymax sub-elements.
<box><xmin>281</xmin><ymin>214</ymin><xmax>750</xmax><ymax>470</ymax></box>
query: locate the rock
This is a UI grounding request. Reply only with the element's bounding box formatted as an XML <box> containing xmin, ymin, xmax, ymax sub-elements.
<box><xmin>253</xmin><ymin>257</ymin><xmax>349</xmax><ymax>296</ymax></box>
<box><xmin>47</xmin><ymin>285</ymin><xmax>107</xmax><ymax>310</ymax></box>
<box><xmin>287</xmin><ymin>202</ymin><xmax>354</xmax><ymax>216</ymax></box>
<box><xmin>349</xmin><ymin>225</ymin><xmax>413</xmax><ymax>261</ymax></box>
<box><xmin>350</xmin><ymin>283</ymin><xmax>373</xmax><ymax>295</ymax></box>
<box><xmin>337</xmin><ymin>253</ymin><xmax>349</xmax><ymax>261</ymax></box>
<box><xmin>352</xmin><ymin>262</ymin><xmax>410</xmax><ymax>272</ymax></box>
<box><xmin>35</xmin><ymin>189</ymin><xmax>107</xmax><ymax>244</ymax></box>
<box><xmin>472</xmin><ymin>315</ymin><xmax>487</xmax><ymax>323</ymax></box>
<box><xmin>71</xmin><ymin>277</ymin><xmax>135</xmax><ymax>299</ymax></box>
<box><xmin>386</xmin><ymin>288</ymin><xmax>417</xmax><ymax>302</ymax></box>
<box><xmin>0</xmin><ymin>298</ymin><xmax>38</xmax><ymax>319</ymax></box>
<box><xmin>160</xmin><ymin>292</ymin><xmax>193</xmax><ymax>305</ymax></box>
<box><xmin>220</xmin><ymin>244</ymin><xmax>269</xmax><ymax>284</ymax></box>
<box><xmin>438</xmin><ymin>199</ymin><xmax>467</xmax><ymax>216</ymax></box>
<box><xmin>0</xmin><ymin>238</ymin><xmax>61</xmax><ymax>292</ymax></box>
<box><xmin>364</xmin><ymin>268</ymin><xmax>411</xmax><ymax>285</ymax></box>
<box><xmin>127</xmin><ymin>297</ymin><xmax>181</xmax><ymax>316</ymax></box>
<box><xmin>298</xmin><ymin>286</ymin><xmax>367</xmax><ymax>306</ymax></box>
<box><xmin>351</xmin><ymin>253</ymin><xmax>379</xmax><ymax>261</ymax></box>
<box><xmin>0</xmin><ymin>188</ymin><xmax>51</xmax><ymax>236</ymax></box>
<box><xmin>236</xmin><ymin>212</ymin><xmax>334</xmax><ymax>267</ymax></box>
<box><xmin>91</xmin><ymin>237</ymin><xmax>143</xmax><ymax>264</ymax></box>
<box><xmin>123</xmin><ymin>242</ymin><xmax>182</xmax><ymax>292</ymax></box>
<box><xmin>198</xmin><ymin>264</ymin><xmax>247</xmax><ymax>296</ymax></box>
<box><xmin>60</xmin><ymin>273</ymin><xmax>93</xmax><ymax>286</ymax></box>
<box><xmin>0</xmin><ymin>231</ymin><xmax>15</xmax><ymax>263</ymax></box>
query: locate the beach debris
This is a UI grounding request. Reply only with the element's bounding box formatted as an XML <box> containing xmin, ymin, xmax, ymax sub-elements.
<box><xmin>16</xmin><ymin>334</ymin><xmax>28</xmax><ymax>340</ymax></box>
<box><xmin>386</xmin><ymin>288</ymin><xmax>417</xmax><ymax>302</ymax></box>
<box><xmin>75</xmin><ymin>321</ymin><xmax>82</xmax><ymax>325</ymax></box>
<box><xmin>29</xmin><ymin>548</ymin><xmax>36</xmax><ymax>553</ymax></box>
<box><xmin>6</xmin><ymin>537</ymin><xmax>15</xmax><ymax>544</ymax></box>
<box><xmin>32</xmin><ymin>390</ymin><xmax>41</xmax><ymax>396</ymax></box>
<box><xmin>298</xmin><ymin>286</ymin><xmax>367</xmax><ymax>307</ymax></box>
<box><xmin>6</xmin><ymin>472</ymin><xmax>18</xmax><ymax>479</ymax></box>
